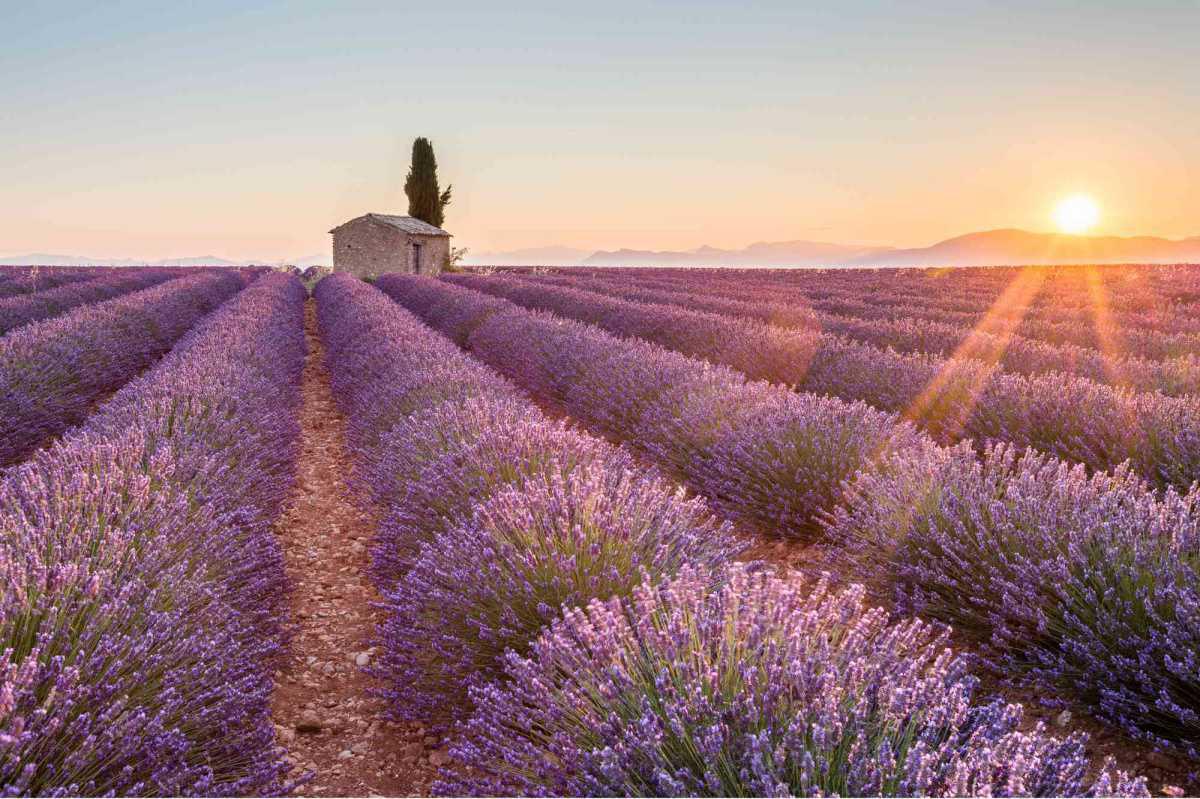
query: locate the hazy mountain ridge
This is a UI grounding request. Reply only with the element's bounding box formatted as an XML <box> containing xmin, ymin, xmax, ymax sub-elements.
<box><xmin>847</xmin><ymin>229</ymin><xmax>1200</xmax><ymax>267</ymax></box>
<box><xmin>6</xmin><ymin>230</ymin><xmax>1199</xmax><ymax>270</ymax></box>
<box><xmin>583</xmin><ymin>240</ymin><xmax>891</xmax><ymax>267</ymax></box>
<box><xmin>476</xmin><ymin>229</ymin><xmax>1200</xmax><ymax>268</ymax></box>
<box><xmin>0</xmin><ymin>253</ymin><xmax>247</xmax><ymax>267</ymax></box>
<box><xmin>0</xmin><ymin>253</ymin><xmax>330</xmax><ymax>267</ymax></box>
<box><xmin>463</xmin><ymin>246</ymin><xmax>594</xmax><ymax>266</ymax></box>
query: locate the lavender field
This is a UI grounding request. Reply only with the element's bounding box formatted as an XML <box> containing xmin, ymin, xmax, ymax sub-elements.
<box><xmin>4</xmin><ymin>262</ymin><xmax>1200</xmax><ymax>796</ymax></box>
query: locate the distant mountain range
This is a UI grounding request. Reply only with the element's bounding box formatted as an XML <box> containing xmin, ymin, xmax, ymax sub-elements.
<box><xmin>475</xmin><ymin>229</ymin><xmax>1200</xmax><ymax>268</ymax></box>
<box><xmin>6</xmin><ymin>229</ymin><xmax>1200</xmax><ymax>270</ymax></box>
<box><xmin>845</xmin><ymin>229</ymin><xmax>1200</xmax><ymax>268</ymax></box>
<box><xmin>581</xmin><ymin>240</ymin><xmax>892</xmax><ymax>268</ymax></box>
<box><xmin>0</xmin><ymin>253</ymin><xmax>251</xmax><ymax>267</ymax></box>
<box><xmin>0</xmin><ymin>253</ymin><xmax>333</xmax><ymax>267</ymax></box>
<box><xmin>463</xmin><ymin>246</ymin><xmax>595</xmax><ymax>266</ymax></box>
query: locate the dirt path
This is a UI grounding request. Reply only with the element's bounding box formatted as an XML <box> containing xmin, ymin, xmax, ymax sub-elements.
<box><xmin>270</xmin><ymin>300</ymin><xmax>440</xmax><ymax>797</ymax></box>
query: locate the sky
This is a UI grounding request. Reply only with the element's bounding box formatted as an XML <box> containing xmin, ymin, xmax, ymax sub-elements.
<box><xmin>1</xmin><ymin>0</ymin><xmax>1197</xmax><ymax>261</ymax></box>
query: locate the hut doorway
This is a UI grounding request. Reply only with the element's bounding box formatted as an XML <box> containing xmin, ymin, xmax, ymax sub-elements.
<box><xmin>411</xmin><ymin>242</ymin><xmax>423</xmax><ymax>274</ymax></box>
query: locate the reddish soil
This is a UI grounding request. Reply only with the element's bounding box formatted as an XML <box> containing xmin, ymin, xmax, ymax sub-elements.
<box><xmin>270</xmin><ymin>301</ymin><xmax>442</xmax><ymax>797</ymax></box>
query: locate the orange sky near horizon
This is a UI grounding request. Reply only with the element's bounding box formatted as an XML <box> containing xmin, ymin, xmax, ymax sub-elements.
<box><xmin>1</xmin><ymin>2</ymin><xmax>1196</xmax><ymax>262</ymax></box>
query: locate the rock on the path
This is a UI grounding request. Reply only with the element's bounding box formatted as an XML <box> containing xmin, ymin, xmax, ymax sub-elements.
<box><xmin>296</xmin><ymin>712</ymin><xmax>323</xmax><ymax>734</ymax></box>
<box><xmin>338</xmin><ymin>749</ymin><xmax>354</xmax><ymax>760</ymax></box>
<box><xmin>355</xmin><ymin>651</ymin><xmax>371</xmax><ymax>667</ymax></box>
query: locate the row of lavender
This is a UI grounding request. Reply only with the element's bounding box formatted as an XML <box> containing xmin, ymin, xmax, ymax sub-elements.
<box><xmin>0</xmin><ymin>268</ymin><xmax>187</xmax><ymax>336</ymax></box>
<box><xmin>316</xmin><ymin>272</ymin><xmax>1139</xmax><ymax>796</ymax></box>
<box><xmin>0</xmin><ymin>267</ymin><xmax>102</xmax><ymax>300</ymax></box>
<box><xmin>444</xmin><ymin>273</ymin><xmax>1200</xmax><ymax>493</ymax></box>
<box><xmin>558</xmin><ymin>264</ymin><xmax>1200</xmax><ymax>326</ymax></box>
<box><xmin>558</xmin><ymin>267</ymin><xmax>1200</xmax><ymax>357</ymax></box>
<box><xmin>0</xmin><ymin>273</ymin><xmax>306</xmax><ymax>795</ymax></box>
<box><xmin>529</xmin><ymin>270</ymin><xmax>1200</xmax><ymax>395</ymax></box>
<box><xmin>379</xmin><ymin>272</ymin><xmax>1200</xmax><ymax>765</ymax></box>
<box><xmin>0</xmin><ymin>272</ymin><xmax>243</xmax><ymax>466</ymax></box>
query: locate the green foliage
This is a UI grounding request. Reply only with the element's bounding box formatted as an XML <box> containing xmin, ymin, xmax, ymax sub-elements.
<box><xmin>444</xmin><ymin>246</ymin><xmax>469</xmax><ymax>272</ymax></box>
<box><xmin>404</xmin><ymin>137</ymin><xmax>452</xmax><ymax>228</ymax></box>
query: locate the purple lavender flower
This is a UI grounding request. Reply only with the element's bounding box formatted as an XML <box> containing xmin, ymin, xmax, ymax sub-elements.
<box><xmin>376</xmin><ymin>460</ymin><xmax>740</xmax><ymax>723</ymax></box>
<box><xmin>367</xmin><ymin>397</ymin><xmax>625</xmax><ymax>589</ymax></box>
<box><xmin>0</xmin><ymin>268</ymin><xmax>180</xmax><ymax>335</ymax></box>
<box><xmin>518</xmin><ymin>270</ymin><xmax>1200</xmax><ymax>396</ymax></box>
<box><xmin>827</xmin><ymin>441</ymin><xmax>1200</xmax><ymax>757</ymax></box>
<box><xmin>0</xmin><ymin>273</ymin><xmax>304</xmax><ymax>795</ymax></box>
<box><xmin>0</xmin><ymin>271</ymin><xmax>242</xmax><ymax>466</ymax></box>
<box><xmin>441</xmin><ymin>272</ymin><xmax>1200</xmax><ymax>491</ymax></box>
<box><xmin>0</xmin><ymin>266</ymin><xmax>99</xmax><ymax>299</ymax></box>
<box><xmin>444</xmin><ymin>564</ymin><xmax>1145</xmax><ymax>797</ymax></box>
<box><xmin>314</xmin><ymin>274</ymin><xmax>740</xmax><ymax>733</ymax></box>
<box><xmin>379</xmin><ymin>273</ymin><xmax>924</xmax><ymax>539</ymax></box>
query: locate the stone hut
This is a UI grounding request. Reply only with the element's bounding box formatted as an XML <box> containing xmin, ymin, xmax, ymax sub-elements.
<box><xmin>329</xmin><ymin>213</ymin><xmax>451</xmax><ymax>279</ymax></box>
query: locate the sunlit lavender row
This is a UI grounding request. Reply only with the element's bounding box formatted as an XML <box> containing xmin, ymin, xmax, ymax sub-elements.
<box><xmin>558</xmin><ymin>264</ymin><xmax>1200</xmax><ymax>331</ymax></box>
<box><xmin>0</xmin><ymin>267</ymin><xmax>104</xmax><ymax>300</ymax></box>
<box><xmin>552</xmin><ymin>266</ymin><xmax>1200</xmax><ymax>358</ymax></box>
<box><xmin>442</xmin><ymin>272</ymin><xmax>1200</xmax><ymax>491</ymax></box>
<box><xmin>317</xmin><ymin>273</ymin><xmax>1139</xmax><ymax>796</ymax></box>
<box><xmin>380</xmin><ymin>271</ymin><xmax>1200</xmax><ymax>764</ymax></box>
<box><xmin>315</xmin><ymin>273</ymin><xmax>739</xmax><ymax>719</ymax></box>
<box><xmin>521</xmin><ymin>270</ymin><xmax>1200</xmax><ymax>396</ymax></box>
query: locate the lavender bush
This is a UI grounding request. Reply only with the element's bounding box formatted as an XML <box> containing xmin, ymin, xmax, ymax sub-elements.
<box><xmin>0</xmin><ymin>268</ymin><xmax>179</xmax><ymax>335</ymax></box>
<box><xmin>551</xmin><ymin>264</ymin><xmax>1200</xmax><ymax>344</ymax></box>
<box><xmin>314</xmin><ymin>274</ymin><xmax>740</xmax><ymax>731</ymax></box>
<box><xmin>379</xmin><ymin>274</ymin><xmax>927</xmax><ymax>540</ymax></box>
<box><xmin>827</xmin><ymin>442</ymin><xmax>1200</xmax><ymax>757</ymax></box>
<box><xmin>564</xmin><ymin>270</ymin><xmax>1200</xmax><ymax>397</ymax></box>
<box><xmin>0</xmin><ymin>267</ymin><xmax>99</xmax><ymax>300</ymax></box>
<box><xmin>0</xmin><ymin>271</ymin><xmax>242</xmax><ymax>466</ymax></box>
<box><xmin>377</xmin><ymin>460</ymin><xmax>739</xmax><ymax>722</ymax></box>
<box><xmin>368</xmin><ymin>397</ymin><xmax>625</xmax><ymax>588</ymax></box>
<box><xmin>969</xmin><ymin>372</ymin><xmax>1200</xmax><ymax>491</ymax></box>
<box><xmin>446</xmin><ymin>272</ymin><xmax>1200</xmax><ymax>490</ymax></box>
<box><xmin>650</xmin><ymin>382</ymin><xmax>924</xmax><ymax>538</ymax></box>
<box><xmin>447</xmin><ymin>272</ymin><xmax>826</xmax><ymax>387</ymax></box>
<box><xmin>315</xmin><ymin>273</ymin><xmax>516</xmax><ymax>468</ymax></box>
<box><xmin>0</xmin><ymin>273</ymin><xmax>304</xmax><ymax>795</ymax></box>
<box><xmin>609</xmin><ymin>263</ymin><xmax>1200</xmax><ymax>359</ymax></box>
<box><xmin>445</xmin><ymin>564</ymin><xmax>1145</xmax><ymax>797</ymax></box>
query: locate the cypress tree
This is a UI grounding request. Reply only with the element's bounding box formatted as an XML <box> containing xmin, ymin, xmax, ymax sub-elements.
<box><xmin>404</xmin><ymin>137</ymin><xmax>452</xmax><ymax>228</ymax></box>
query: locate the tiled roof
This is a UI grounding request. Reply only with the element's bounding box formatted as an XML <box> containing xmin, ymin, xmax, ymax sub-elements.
<box><xmin>330</xmin><ymin>214</ymin><xmax>451</xmax><ymax>237</ymax></box>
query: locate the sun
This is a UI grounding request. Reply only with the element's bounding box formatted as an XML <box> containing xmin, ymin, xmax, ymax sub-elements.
<box><xmin>1053</xmin><ymin>194</ymin><xmax>1100</xmax><ymax>235</ymax></box>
